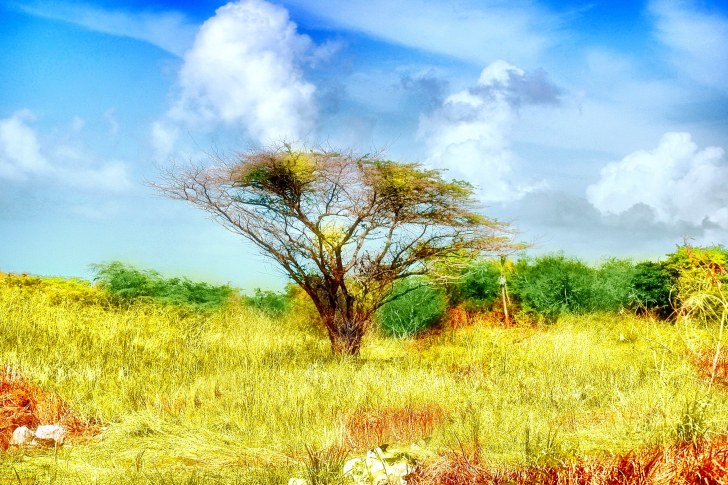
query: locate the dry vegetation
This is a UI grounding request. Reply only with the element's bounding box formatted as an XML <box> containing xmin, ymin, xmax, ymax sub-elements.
<box><xmin>2</xmin><ymin>273</ymin><xmax>728</xmax><ymax>484</ymax></box>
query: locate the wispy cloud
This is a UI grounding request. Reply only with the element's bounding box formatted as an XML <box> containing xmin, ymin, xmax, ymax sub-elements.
<box><xmin>281</xmin><ymin>0</ymin><xmax>557</xmax><ymax>65</ymax></box>
<box><xmin>153</xmin><ymin>0</ymin><xmax>321</xmax><ymax>154</ymax></box>
<box><xmin>649</xmin><ymin>0</ymin><xmax>728</xmax><ymax>91</ymax></box>
<box><xmin>13</xmin><ymin>0</ymin><xmax>198</xmax><ymax>56</ymax></box>
<box><xmin>0</xmin><ymin>110</ymin><xmax>52</xmax><ymax>180</ymax></box>
<box><xmin>0</xmin><ymin>110</ymin><xmax>131</xmax><ymax>193</ymax></box>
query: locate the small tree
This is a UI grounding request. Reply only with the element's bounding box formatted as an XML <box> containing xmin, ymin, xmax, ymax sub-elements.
<box><xmin>153</xmin><ymin>144</ymin><xmax>517</xmax><ymax>355</ymax></box>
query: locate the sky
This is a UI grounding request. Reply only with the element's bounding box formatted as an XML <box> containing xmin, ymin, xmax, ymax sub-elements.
<box><xmin>1</xmin><ymin>0</ymin><xmax>727</xmax><ymax>289</ymax></box>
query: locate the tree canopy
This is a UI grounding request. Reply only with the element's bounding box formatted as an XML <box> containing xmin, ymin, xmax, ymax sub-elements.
<box><xmin>153</xmin><ymin>144</ymin><xmax>519</xmax><ymax>355</ymax></box>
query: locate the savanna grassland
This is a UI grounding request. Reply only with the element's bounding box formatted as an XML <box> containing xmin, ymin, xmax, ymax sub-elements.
<box><xmin>1</xmin><ymin>254</ymin><xmax>728</xmax><ymax>484</ymax></box>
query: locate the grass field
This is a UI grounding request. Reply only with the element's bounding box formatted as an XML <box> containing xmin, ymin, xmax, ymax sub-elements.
<box><xmin>1</xmin><ymin>276</ymin><xmax>728</xmax><ymax>484</ymax></box>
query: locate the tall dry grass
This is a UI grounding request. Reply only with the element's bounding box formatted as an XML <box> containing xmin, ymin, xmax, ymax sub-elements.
<box><xmin>1</xmin><ymin>277</ymin><xmax>728</xmax><ymax>483</ymax></box>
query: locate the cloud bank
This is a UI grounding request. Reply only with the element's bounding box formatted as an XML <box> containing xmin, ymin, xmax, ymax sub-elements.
<box><xmin>0</xmin><ymin>110</ymin><xmax>130</xmax><ymax>193</ymax></box>
<box><xmin>418</xmin><ymin>60</ymin><xmax>560</xmax><ymax>202</ymax></box>
<box><xmin>587</xmin><ymin>132</ymin><xmax>728</xmax><ymax>228</ymax></box>
<box><xmin>154</xmin><ymin>0</ymin><xmax>322</xmax><ymax>153</ymax></box>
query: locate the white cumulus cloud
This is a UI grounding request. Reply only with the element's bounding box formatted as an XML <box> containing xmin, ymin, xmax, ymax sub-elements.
<box><xmin>0</xmin><ymin>110</ymin><xmax>131</xmax><ymax>193</ymax></box>
<box><xmin>417</xmin><ymin>60</ymin><xmax>559</xmax><ymax>202</ymax></box>
<box><xmin>587</xmin><ymin>132</ymin><xmax>728</xmax><ymax>228</ymax></box>
<box><xmin>154</xmin><ymin>0</ymin><xmax>319</xmax><ymax>153</ymax></box>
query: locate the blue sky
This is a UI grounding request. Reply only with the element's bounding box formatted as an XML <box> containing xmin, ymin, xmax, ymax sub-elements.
<box><xmin>1</xmin><ymin>0</ymin><xmax>727</xmax><ymax>289</ymax></box>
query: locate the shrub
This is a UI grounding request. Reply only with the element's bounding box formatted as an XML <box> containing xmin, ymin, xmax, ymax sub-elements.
<box><xmin>243</xmin><ymin>288</ymin><xmax>291</xmax><ymax>316</ymax></box>
<box><xmin>90</xmin><ymin>261</ymin><xmax>233</xmax><ymax>311</ymax></box>
<box><xmin>452</xmin><ymin>261</ymin><xmax>501</xmax><ymax>311</ymax></box>
<box><xmin>664</xmin><ymin>245</ymin><xmax>728</xmax><ymax>307</ymax></box>
<box><xmin>0</xmin><ymin>272</ymin><xmax>107</xmax><ymax>307</ymax></box>
<box><xmin>511</xmin><ymin>254</ymin><xmax>596</xmax><ymax>318</ymax></box>
<box><xmin>284</xmin><ymin>282</ymin><xmax>321</xmax><ymax>326</ymax></box>
<box><xmin>377</xmin><ymin>277</ymin><xmax>446</xmax><ymax>337</ymax></box>
<box><xmin>663</xmin><ymin>245</ymin><xmax>728</xmax><ymax>321</ymax></box>
<box><xmin>629</xmin><ymin>261</ymin><xmax>672</xmax><ymax>314</ymax></box>
<box><xmin>591</xmin><ymin>258</ymin><xmax>636</xmax><ymax>311</ymax></box>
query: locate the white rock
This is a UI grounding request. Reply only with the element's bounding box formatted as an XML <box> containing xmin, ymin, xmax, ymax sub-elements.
<box><xmin>287</xmin><ymin>479</ymin><xmax>310</xmax><ymax>485</ymax></box>
<box><xmin>343</xmin><ymin>446</ymin><xmax>416</xmax><ymax>485</ymax></box>
<box><xmin>343</xmin><ymin>457</ymin><xmax>364</xmax><ymax>478</ymax></box>
<box><xmin>10</xmin><ymin>426</ymin><xmax>35</xmax><ymax>445</ymax></box>
<box><xmin>33</xmin><ymin>425</ymin><xmax>66</xmax><ymax>446</ymax></box>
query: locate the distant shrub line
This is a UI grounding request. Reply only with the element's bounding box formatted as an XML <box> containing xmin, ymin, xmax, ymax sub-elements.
<box><xmin>90</xmin><ymin>261</ymin><xmax>234</xmax><ymax>312</ymax></box>
<box><xmin>4</xmin><ymin>243</ymin><xmax>726</xmax><ymax>335</ymax></box>
<box><xmin>90</xmin><ymin>262</ymin><xmax>296</xmax><ymax>315</ymax></box>
<box><xmin>444</xmin><ymin>246</ymin><xmax>727</xmax><ymax>322</ymax></box>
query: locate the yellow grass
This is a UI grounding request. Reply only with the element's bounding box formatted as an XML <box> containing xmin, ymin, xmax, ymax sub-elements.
<box><xmin>1</xmin><ymin>279</ymin><xmax>728</xmax><ymax>483</ymax></box>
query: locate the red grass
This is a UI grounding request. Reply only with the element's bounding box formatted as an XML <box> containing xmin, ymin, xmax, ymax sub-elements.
<box><xmin>0</xmin><ymin>367</ymin><xmax>99</xmax><ymax>450</ymax></box>
<box><xmin>691</xmin><ymin>349</ymin><xmax>728</xmax><ymax>389</ymax></box>
<box><xmin>339</xmin><ymin>404</ymin><xmax>448</xmax><ymax>451</ymax></box>
<box><xmin>410</xmin><ymin>435</ymin><xmax>728</xmax><ymax>485</ymax></box>
<box><xmin>448</xmin><ymin>308</ymin><xmax>469</xmax><ymax>329</ymax></box>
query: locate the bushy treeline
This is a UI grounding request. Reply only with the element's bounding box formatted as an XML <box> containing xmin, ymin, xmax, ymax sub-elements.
<box><xmin>450</xmin><ymin>255</ymin><xmax>672</xmax><ymax>319</ymax></box>
<box><xmin>5</xmin><ymin>244</ymin><xmax>726</xmax><ymax>336</ymax></box>
<box><xmin>89</xmin><ymin>244</ymin><xmax>725</xmax><ymax>334</ymax></box>
<box><xmin>376</xmin><ymin>244</ymin><xmax>728</xmax><ymax>336</ymax></box>
<box><xmin>447</xmin><ymin>246</ymin><xmax>728</xmax><ymax>321</ymax></box>
<box><xmin>2</xmin><ymin>262</ymin><xmax>301</xmax><ymax>316</ymax></box>
<box><xmin>90</xmin><ymin>262</ymin><xmax>303</xmax><ymax>315</ymax></box>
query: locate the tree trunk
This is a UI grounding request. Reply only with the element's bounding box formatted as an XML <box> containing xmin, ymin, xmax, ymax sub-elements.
<box><xmin>305</xmin><ymin>280</ymin><xmax>369</xmax><ymax>356</ymax></box>
<box><xmin>499</xmin><ymin>273</ymin><xmax>509</xmax><ymax>323</ymax></box>
<box><xmin>321</xmin><ymin>311</ymin><xmax>368</xmax><ymax>356</ymax></box>
<box><xmin>501</xmin><ymin>285</ymin><xmax>509</xmax><ymax>323</ymax></box>
<box><xmin>329</xmin><ymin>330</ymin><xmax>364</xmax><ymax>356</ymax></box>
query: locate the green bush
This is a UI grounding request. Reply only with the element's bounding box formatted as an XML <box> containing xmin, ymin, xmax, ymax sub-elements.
<box><xmin>662</xmin><ymin>245</ymin><xmax>728</xmax><ymax>321</ymax></box>
<box><xmin>664</xmin><ymin>245</ymin><xmax>728</xmax><ymax>307</ymax></box>
<box><xmin>511</xmin><ymin>254</ymin><xmax>596</xmax><ymax>318</ymax></box>
<box><xmin>377</xmin><ymin>277</ymin><xmax>446</xmax><ymax>337</ymax></box>
<box><xmin>243</xmin><ymin>288</ymin><xmax>291</xmax><ymax>316</ymax></box>
<box><xmin>90</xmin><ymin>261</ymin><xmax>233</xmax><ymax>311</ymax></box>
<box><xmin>629</xmin><ymin>261</ymin><xmax>672</xmax><ymax>313</ymax></box>
<box><xmin>663</xmin><ymin>245</ymin><xmax>728</xmax><ymax>283</ymax></box>
<box><xmin>452</xmin><ymin>260</ymin><xmax>501</xmax><ymax>310</ymax></box>
<box><xmin>591</xmin><ymin>258</ymin><xmax>636</xmax><ymax>311</ymax></box>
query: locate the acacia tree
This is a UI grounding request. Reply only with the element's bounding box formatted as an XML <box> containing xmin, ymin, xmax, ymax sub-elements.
<box><xmin>153</xmin><ymin>145</ymin><xmax>518</xmax><ymax>355</ymax></box>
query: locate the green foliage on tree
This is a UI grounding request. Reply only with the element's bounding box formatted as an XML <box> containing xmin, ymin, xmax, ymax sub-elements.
<box><xmin>446</xmin><ymin>260</ymin><xmax>501</xmax><ymax>312</ymax></box>
<box><xmin>591</xmin><ymin>258</ymin><xmax>636</xmax><ymax>311</ymax></box>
